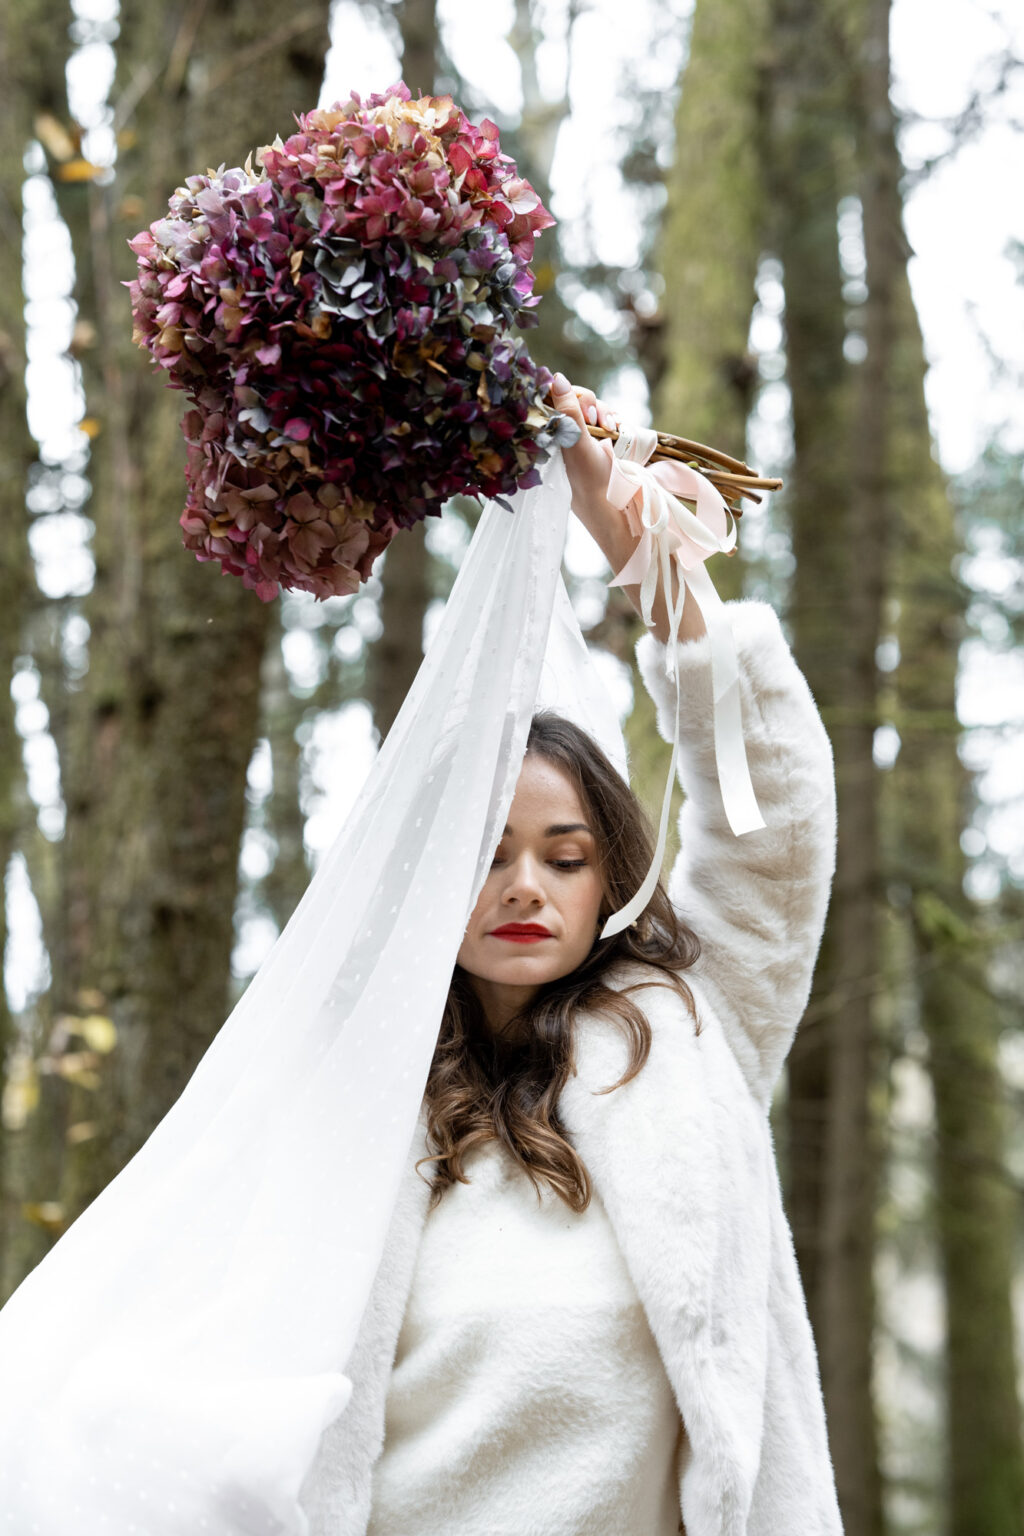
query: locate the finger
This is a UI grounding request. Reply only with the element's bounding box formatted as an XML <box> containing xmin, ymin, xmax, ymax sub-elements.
<box><xmin>573</xmin><ymin>387</ymin><xmax>599</xmax><ymax>427</ymax></box>
<box><xmin>550</xmin><ymin>372</ymin><xmax>588</xmax><ymax>430</ymax></box>
<box><xmin>550</xmin><ymin>372</ymin><xmax>621</xmax><ymax>437</ymax></box>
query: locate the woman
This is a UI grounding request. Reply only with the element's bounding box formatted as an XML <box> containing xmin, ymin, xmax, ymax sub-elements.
<box><xmin>302</xmin><ymin>378</ymin><xmax>843</xmax><ymax>1536</ymax></box>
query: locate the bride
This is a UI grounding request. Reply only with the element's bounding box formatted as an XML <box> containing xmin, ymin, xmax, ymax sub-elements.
<box><xmin>0</xmin><ymin>371</ymin><xmax>842</xmax><ymax>1536</ymax></box>
<box><xmin>304</xmin><ymin>375</ymin><xmax>844</xmax><ymax>1536</ymax></box>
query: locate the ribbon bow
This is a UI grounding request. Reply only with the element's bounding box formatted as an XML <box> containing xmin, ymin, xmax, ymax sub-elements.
<box><xmin>599</xmin><ymin>425</ymin><xmax>765</xmax><ymax>939</ymax></box>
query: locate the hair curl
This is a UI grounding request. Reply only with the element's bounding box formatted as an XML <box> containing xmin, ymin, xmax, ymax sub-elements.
<box><xmin>417</xmin><ymin>711</ymin><xmax>701</xmax><ymax>1213</ymax></box>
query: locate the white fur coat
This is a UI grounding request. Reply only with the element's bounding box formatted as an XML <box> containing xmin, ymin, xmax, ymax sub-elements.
<box><xmin>300</xmin><ymin>600</ymin><xmax>844</xmax><ymax>1536</ymax></box>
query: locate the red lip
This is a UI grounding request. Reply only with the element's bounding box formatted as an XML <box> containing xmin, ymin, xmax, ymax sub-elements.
<box><xmin>490</xmin><ymin>923</ymin><xmax>553</xmax><ymax>942</ymax></box>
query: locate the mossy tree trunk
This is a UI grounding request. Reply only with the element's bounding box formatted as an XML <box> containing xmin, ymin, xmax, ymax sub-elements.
<box><xmin>886</xmin><ymin>164</ymin><xmax>1024</xmax><ymax>1536</ymax></box>
<box><xmin>656</xmin><ymin>0</ymin><xmax>768</xmax><ymax>482</ymax></box>
<box><xmin>649</xmin><ymin>0</ymin><xmax>770</xmax><ymax>612</ymax></box>
<box><xmin>0</xmin><ymin>0</ymin><xmax>76</xmax><ymax>1292</ymax></box>
<box><xmin>647</xmin><ymin>0</ymin><xmax>890</xmax><ymax>1503</ymax></box>
<box><xmin>615</xmin><ymin>0</ymin><xmax>771</xmax><ymax>850</ymax></box>
<box><xmin>1</xmin><ymin>2</ymin><xmax>334</xmax><ymax>1274</ymax></box>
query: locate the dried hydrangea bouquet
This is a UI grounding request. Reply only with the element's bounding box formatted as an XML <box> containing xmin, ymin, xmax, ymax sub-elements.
<box><xmin>128</xmin><ymin>82</ymin><xmax>776</xmax><ymax>602</ymax></box>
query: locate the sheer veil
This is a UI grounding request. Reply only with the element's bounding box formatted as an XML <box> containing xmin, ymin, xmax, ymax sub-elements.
<box><xmin>0</xmin><ymin>452</ymin><xmax>631</xmax><ymax>1534</ymax></box>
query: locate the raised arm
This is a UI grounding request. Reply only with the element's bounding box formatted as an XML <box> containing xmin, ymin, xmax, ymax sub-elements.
<box><xmin>636</xmin><ymin>605</ymin><xmax>836</xmax><ymax>1108</ymax></box>
<box><xmin>551</xmin><ymin>374</ymin><xmax>836</xmax><ymax>1108</ymax></box>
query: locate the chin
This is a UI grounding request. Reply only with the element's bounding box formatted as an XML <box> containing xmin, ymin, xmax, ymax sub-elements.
<box><xmin>484</xmin><ymin>956</ymin><xmax>554</xmax><ymax>980</ymax></box>
<box><xmin>494</xmin><ymin>951</ymin><xmax>580</xmax><ymax>985</ymax></box>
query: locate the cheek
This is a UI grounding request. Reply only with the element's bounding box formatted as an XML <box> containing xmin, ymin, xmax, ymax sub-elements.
<box><xmin>565</xmin><ymin>873</ymin><xmax>605</xmax><ymax>939</ymax></box>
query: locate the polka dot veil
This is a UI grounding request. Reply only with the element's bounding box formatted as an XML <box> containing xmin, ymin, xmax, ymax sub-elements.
<box><xmin>0</xmin><ymin>451</ymin><xmax>631</xmax><ymax>1534</ymax></box>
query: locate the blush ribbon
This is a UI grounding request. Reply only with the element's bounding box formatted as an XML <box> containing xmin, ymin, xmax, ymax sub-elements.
<box><xmin>599</xmin><ymin>425</ymin><xmax>765</xmax><ymax>940</ymax></box>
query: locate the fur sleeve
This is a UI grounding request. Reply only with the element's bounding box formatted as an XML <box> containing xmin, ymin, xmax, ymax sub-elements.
<box><xmin>635</xmin><ymin>599</ymin><xmax>836</xmax><ymax>1110</ymax></box>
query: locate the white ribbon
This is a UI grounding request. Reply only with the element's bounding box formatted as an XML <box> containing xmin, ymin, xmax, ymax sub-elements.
<box><xmin>599</xmin><ymin>426</ymin><xmax>765</xmax><ymax>940</ymax></box>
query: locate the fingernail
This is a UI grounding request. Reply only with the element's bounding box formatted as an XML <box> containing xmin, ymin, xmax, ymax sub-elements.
<box><xmin>587</xmin><ymin>406</ymin><xmax>598</xmax><ymax>425</ymax></box>
<box><xmin>552</xmin><ymin>371</ymin><xmax>570</xmax><ymax>396</ymax></box>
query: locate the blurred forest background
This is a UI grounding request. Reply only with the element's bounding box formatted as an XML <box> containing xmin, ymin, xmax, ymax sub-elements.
<box><xmin>1</xmin><ymin>0</ymin><xmax>1022</xmax><ymax>1532</ymax></box>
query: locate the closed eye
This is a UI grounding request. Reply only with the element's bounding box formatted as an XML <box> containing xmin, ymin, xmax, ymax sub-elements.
<box><xmin>489</xmin><ymin>857</ymin><xmax>588</xmax><ymax>870</ymax></box>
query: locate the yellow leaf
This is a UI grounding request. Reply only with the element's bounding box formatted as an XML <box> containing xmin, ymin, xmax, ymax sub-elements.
<box><xmin>56</xmin><ymin>157</ymin><xmax>103</xmax><ymax>183</ymax></box>
<box><xmin>21</xmin><ymin>1201</ymin><xmax>65</xmax><ymax>1234</ymax></box>
<box><xmin>49</xmin><ymin>1050</ymin><xmax>101</xmax><ymax>1090</ymax></box>
<box><xmin>62</xmin><ymin>1066</ymin><xmax>102</xmax><ymax>1091</ymax></box>
<box><xmin>34</xmin><ymin>112</ymin><xmax>77</xmax><ymax>162</ymax></box>
<box><xmin>79</xmin><ymin>1014</ymin><xmax>117</xmax><ymax>1054</ymax></box>
<box><xmin>67</xmin><ymin>1121</ymin><xmax>100</xmax><ymax>1146</ymax></box>
<box><xmin>79</xmin><ymin>417</ymin><xmax>102</xmax><ymax>439</ymax></box>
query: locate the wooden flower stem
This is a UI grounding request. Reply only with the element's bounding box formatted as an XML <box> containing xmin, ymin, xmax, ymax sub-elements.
<box><xmin>584</xmin><ymin>423</ymin><xmax>783</xmax><ymax>513</ymax></box>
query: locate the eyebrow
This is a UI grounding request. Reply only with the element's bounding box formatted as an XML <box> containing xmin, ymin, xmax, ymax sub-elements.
<box><xmin>501</xmin><ymin>822</ymin><xmax>594</xmax><ymax>838</ymax></box>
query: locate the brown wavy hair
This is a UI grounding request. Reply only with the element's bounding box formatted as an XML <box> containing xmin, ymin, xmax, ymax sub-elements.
<box><xmin>417</xmin><ymin>711</ymin><xmax>701</xmax><ymax>1214</ymax></box>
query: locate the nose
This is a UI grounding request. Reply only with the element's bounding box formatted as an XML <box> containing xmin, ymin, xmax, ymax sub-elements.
<box><xmin>499</xmin><ymin>851</ymin><xmax>546</xmax><ymax>909</ymax></box>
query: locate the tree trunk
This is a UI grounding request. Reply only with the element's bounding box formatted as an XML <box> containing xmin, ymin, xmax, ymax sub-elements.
<box><xmin>3</xmin><ymin>1</ymin><xmax>334</xmax><ymax>1266</ymax></box>
<box><xmin>764</xmin><ymin>0</ymin><xmax>886</xmax><ymax>1528</ymax></box>
<box><xmin>763</xmin><ymin>0</ymin><xmax>853</xmax><ymax>1354</ymax></box>
<box><xmin>505</xmin><ymin>0</ymin><xmax>585</xmax><ymax>387</ymax></box>
<box><xmin>260</xmin><ymin>606</ymin><xmax>311</xmax><ymax>934</ymax></box>
<box><xmin>634</xmin><ymin>0</ymin><xmax>774</xmax><ymax>849</ymax></box>
<box><xmin>0</xmin><ymin>0</ymin><xmax>76</xmax><ymax>1291</ymax></box>
<box><xmin>886</xmin><ymin>160</ymin><xmax>1024</xmax><ymax>1536</ymax></box>
<box><xmin>0</xmin><ymin>19</ymin><xmax>38</xmax><ymax>1282</ymax></box>
<box><xmin>656</xmin><ymin>0</ymin><xmax>768</xmax><ymax>470</ymax></box>
<box><xmin>656</xmin><ymin>0</ymin><xmax>770</xmax><ymax>607</ymax></box>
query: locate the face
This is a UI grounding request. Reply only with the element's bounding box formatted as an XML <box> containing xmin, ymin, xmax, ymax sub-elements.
<box><xmin>456</xmin><ymin>753</ymin><xmax>606</xmax><ymax>1035</ymax></box>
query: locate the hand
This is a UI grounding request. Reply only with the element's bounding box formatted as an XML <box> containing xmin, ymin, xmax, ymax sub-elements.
<box><xmin>547</xmin><ymin>371</ymin><xmax>706</xmax><ymax>648</ymax></box>
<box><xmin>548</xmin><ymin>372</ymin><xmax>620</xmax><ymax>514</ymax></box>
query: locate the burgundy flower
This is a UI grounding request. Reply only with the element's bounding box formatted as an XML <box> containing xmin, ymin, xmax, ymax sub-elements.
<box><xmin>128</xmin><ymin>82</ymin><xmax>576</xmax><ymax>601</ymax></box>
